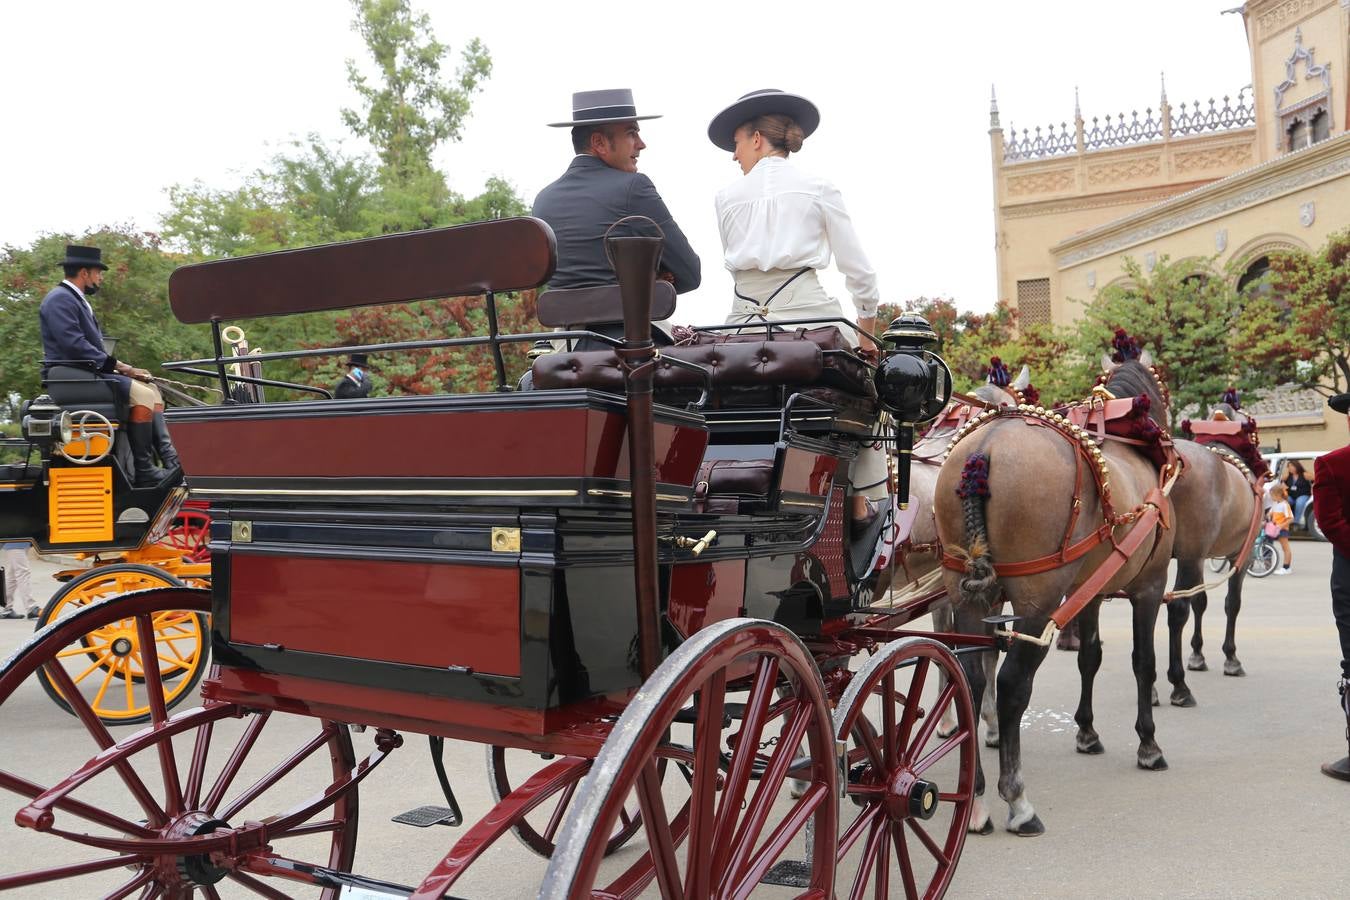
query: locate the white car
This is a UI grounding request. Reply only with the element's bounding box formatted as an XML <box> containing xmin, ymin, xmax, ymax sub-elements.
<box><xmin>1262</xmin><ymin>450</ymin><xmax>1327</xmax><ymax>541</ymax></box>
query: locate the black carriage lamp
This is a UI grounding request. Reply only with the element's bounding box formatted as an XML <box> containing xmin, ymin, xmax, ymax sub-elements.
<box><xmin>20</xmin><ymin>395</ymin><xmax>72</xmax><ymax>444</ymax></box>
<box><xmin>874</xmin><ymin>314</ymin><xmax>953</xmax><ymax>509</ymax></box>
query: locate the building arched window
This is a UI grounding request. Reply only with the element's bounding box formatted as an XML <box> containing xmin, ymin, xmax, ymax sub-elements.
<box><xmin>1288</xmin><ymin>118</ymin><xmax>1309</xmax><ymax>151</ymax></box>
<box><xmin>1312</xmin><ymin>110</ymin><xmax>1330</xmax><ymax>144</ymax></box>
<box><xmin>1237</xmin><ymin>256</ymin><xmax>1270</xmax><ymax>295</ymax></box>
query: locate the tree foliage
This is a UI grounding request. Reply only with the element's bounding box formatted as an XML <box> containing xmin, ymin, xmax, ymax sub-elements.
<box><xmin>1231</xmin><ymin>228</ymin><xmax>1350</xmax><ymax>397</ymax></box>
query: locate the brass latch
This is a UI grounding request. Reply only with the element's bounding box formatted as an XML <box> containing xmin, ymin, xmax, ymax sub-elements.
<box><xmin>231</xmin><ymin>520</ymin><xmax>253</xmax><ymax>543</ymax></box>
<box><xmin>491</xmin><ymin>527</ymin><xmax>521</xmax><ymax>553</ymax></box>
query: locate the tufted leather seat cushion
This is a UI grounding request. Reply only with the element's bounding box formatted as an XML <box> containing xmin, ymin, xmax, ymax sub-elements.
<box><xmin>531</xmin><ymin>340</ymin><xmax>823</xmax><ymax>393</ymax></box>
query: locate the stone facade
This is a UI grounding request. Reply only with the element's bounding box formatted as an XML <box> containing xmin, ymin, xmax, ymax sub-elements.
<box><xmin>992</xmin><ymin>0</ymin><xmax>1350</xmax><ymax>451</ymax></box>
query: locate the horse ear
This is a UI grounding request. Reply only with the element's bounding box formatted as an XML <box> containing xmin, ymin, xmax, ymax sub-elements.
<box><xmin>1100</xmin><ymin>353</ymin><xmax>1117</xmax><ymax>373</ymax></box>
<box><xmin>1012</xmin><ymin>365</ymin><xmax>1031</xmax><ymax>391</ymax></box>
<box><xmin>1139</xmin><ymin>348</ymin><xmax>1154</xmax><ymax>367</ymax></box>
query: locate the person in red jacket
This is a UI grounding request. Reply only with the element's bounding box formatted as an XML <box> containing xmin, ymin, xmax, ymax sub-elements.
<box><xmin>1313</xmin><ymin>392</ymin><xmax>1350</xmax><ymax>781</ymax></box>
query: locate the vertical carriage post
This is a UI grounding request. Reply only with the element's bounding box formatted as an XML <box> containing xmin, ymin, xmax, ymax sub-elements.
<box><xmin>608</xmin><ymin>230</ymin><xmax>665</xmax><ymax>679</ymax></box>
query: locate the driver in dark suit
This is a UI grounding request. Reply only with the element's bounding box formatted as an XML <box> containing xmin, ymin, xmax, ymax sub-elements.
<box><xmin>1314</xmin><ymin>392</ymin><xmax>1350</xmax><ymax>781</ymax></box>
<box><xmin>532</xmin><ymin>89</ymin><xmax>700</xmax><ymax>350</ymax></box>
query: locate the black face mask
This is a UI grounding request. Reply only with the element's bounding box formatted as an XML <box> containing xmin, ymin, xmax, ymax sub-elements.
<box><xmin>84</xmin><ymin>281</ymin><xmax>99</xmax><ymax>297</ymax></box>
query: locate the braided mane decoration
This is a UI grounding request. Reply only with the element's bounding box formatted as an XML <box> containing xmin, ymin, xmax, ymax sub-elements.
<box><xmin>1110</xmin><ymin>327</ymin><xmax>1141</xmax><ymax>363</ymax></box>
<box><xmin>1019</xmin><ymin>383</ymin><xmax>1041</xmax><ymax>406</ymax></box>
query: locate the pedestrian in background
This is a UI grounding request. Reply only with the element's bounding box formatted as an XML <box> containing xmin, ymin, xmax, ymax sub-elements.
<box><xmin>1312</xmin><ymin>392</ymin><xmax>1350</xmax><ymax>781</ymax></box>
<box><xmin>1267</xmin><ymin>483</ymin><xmax>1294</xmax><ymax>575</ymax></box>
<box><xmin>1</xmin><ymin>542</ymin><xmax>36</xmax><ymax>619</ymax></box>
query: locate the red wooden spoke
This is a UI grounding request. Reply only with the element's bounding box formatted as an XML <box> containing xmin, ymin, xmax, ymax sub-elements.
<box><xmin>848</xmin><ymin>811</ymin><xmax>888</xmax><ymax>900</ymax></box>
<box><xmin>710</xmin><ymin>655</ymin><xmax>779</xmax><ymax>871</ymax></box>
<box><xmin>728</xmin><ymin>782</ymin><xmax>826</xmax><ymax>900</ymax></box>
<box><xmin>634</xmin><ymin>758</ymin><xmax>683</xmax><ymax>900</ymax></box>
<box><xmin>227</xmin><ymin>870</ymin><xmax>292</xmax><ymax>899</ymax></box>
<box><xmin>903</xmin><ymin>680</ymin><xmax>958</xmax><ymax>767</ymax></box>
<box><xmin>203</xmin><ymin>710</ymin><xmax>270</xmax><ymax>814</ymax></box>
<box><xmin>837</xmin><ymin>802</ymin><xmax>884</xmax><ymax>859</ymax></box>
<box><xmin>725</xmin><ymin>699</ymin><xmax>813</xmax><ymax>869</ymax></box>
<box><xmin>683</xmin><ymin>668</ymin><xmax>726</xmax><ymax>899</ymax></box>
<box><xmin>105</xmin><ymin>869</ymin><xmax>154</xmax><ymax>899</ymax></box>
<box><xmin>893</xmin><ymin>658</ymin><xmax>931</xmax><ymax>754</ymax></box>
<box><xmin>136</xmin><ymin>881</ymin><xmax>161</xmax><ymax>900</ymax></box>
<box><xmin>540</xmin><ymin>779</ymin><xmax>577</xmax><ymax>842</ymax></box>
<box><xmin>874</xmin><ymin>821</ymin><xmax>891</xmax><ymax>900</ymax></box>
<box><xmin>881</xmin><ymin>670</ymin><xmax>897</xmax><ymax>768</ymax></box>
<box><xmin>0</xmin><ymin>854</ymin><xmax>139</xmax><ymax>890</ymax></box>
<box><xmin>906</xmin><ymin>817</ymin><xmax>951</xmax><ymax>866</ymax></box>
<box><xmin>219</xmin><ymin>724</ymin><xmax>334</xmax><ymax>821</ymax></box>
<box><xmin>269</xmin><ymin>818</ymin><xmax>344</xmax><ymax>839</ymax></box>
<box><xmin>913</xmin><ymin>731</ymin><xmax>968</xmax><ymax>778</ymax></box>
<box><xmin>183</xmin><ymin>718</ymin><xmax>214</xmax><ymax>810</ymax></box>
<box><xmin>0</xmin><ymin>769</ymin><xmax>155</xmax><ymax>837</ymax></box>
<box><xmin>893</xmin><ymin>821</ymin><xmax>918</xmax><ymax>899</ymax></box>
<box><xmin>40</xmin><ymin>659</ymin><xmax>167</xmax><ymax>826</ymax></box>
<box><xmin>134</xmin><ymin>613</ymin><xmax>183</xmax><ymax>817</ymax></box>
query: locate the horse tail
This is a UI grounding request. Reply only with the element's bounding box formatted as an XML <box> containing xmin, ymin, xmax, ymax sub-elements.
<box><xmin>955</xmin><ymin>451</ymin><xmax>999</xmax><ymax>608</ymax></box>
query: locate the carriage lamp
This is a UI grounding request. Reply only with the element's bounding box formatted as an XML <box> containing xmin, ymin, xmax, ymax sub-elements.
<box><xmin>874</xmin><ymin>315</ymin><xmax>953</xmax><ymax>509</ymax></box>
<box><xmin>20</xmin><ymin>395</ymin><xmax>69</xmax><ymax>443</ymax></box>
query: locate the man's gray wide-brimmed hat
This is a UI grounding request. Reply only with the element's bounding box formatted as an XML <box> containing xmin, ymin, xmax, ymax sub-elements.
<box><xmin>707</xmin><ymin>88</ymin><xmax>820</xmax><ymax>151</ymax></box>
<box><xmin>548</xmin><ymin>89</ymin><xmax>661</xmax><ymax>127</ymax></box>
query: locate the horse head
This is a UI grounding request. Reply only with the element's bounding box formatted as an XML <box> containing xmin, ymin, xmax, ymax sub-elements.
<box><xmin>1099</xmin><ymin>350</ymin><xmax>1169</xmax><ymax>430</ymax></box>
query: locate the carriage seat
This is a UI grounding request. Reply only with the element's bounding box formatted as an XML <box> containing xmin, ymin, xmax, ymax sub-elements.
<box><xmin>537</xmin><ymin>281</ymin><xmax>677</xmax><ymax>349</ymax></box>
<box><xmin>41</xmin><ymin>363</ymin><xmax>126</xmax><ymax>424</ymax></box>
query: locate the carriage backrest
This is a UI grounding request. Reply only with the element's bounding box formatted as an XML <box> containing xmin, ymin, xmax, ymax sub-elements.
<box><xmin>536</xmin><ymin>280</ymin><xmax>677</xmax><ymax>328</ymax></box>
<box><xmin>167</xmin><ymin>217</ymin><xmax>557</xmax><ymax>324</ymax></box>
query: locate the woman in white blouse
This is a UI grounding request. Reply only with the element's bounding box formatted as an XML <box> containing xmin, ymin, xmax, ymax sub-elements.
<box><xmin>708</xmin><ymin>88</ymin><xmax>887</xmax><ymax>529</ymax></box>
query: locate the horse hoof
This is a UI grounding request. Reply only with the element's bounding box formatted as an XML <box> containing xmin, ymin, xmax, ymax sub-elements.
<box><xmin>1170</xmin><ymin>690</ymin><xmax>1197</xmax><ymax>708</ymax></box>
<box><xmin>1007</xmin><ymin>814</ymin><xmax>1045</xmax><ymax>836</ymax></box>
<box><xmin>985</xmin><ymin>735</ymin><xmax>1000</xmax><ymax>749</ymax></box>
<box><xmin>1137</xmin><ymin>751</ymin><xmax>1169</xmax><ymax>771</ymax></box>
<box><xmin>1076</xmin><ymin>737</ymin><xmax>1106</xmax><ymax>755</ymax></box>
<box><xmin>1223</xmin><ymin>660</ymin><xmax>1246</xmax><ymax>677</ymax></box>
<box><xmin>970</xmin><ymin>816</ymin><xmax>994</xmax><ymax>835</ymax></box>
<box><xmin>1187</xmin><ymin>654</ymin><xmax>1207</xmax><ymax>672</ymax></box>
<box><xmin>938</xmin><ymin>725</ymin><xmax>957</xmax><ymax>740</ymax></box>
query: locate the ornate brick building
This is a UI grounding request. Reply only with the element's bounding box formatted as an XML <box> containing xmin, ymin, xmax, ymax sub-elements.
<box><xmin>993</xmin><ymin>0</ymin><xmax>1350</xmax><ymax>449</ymax></box>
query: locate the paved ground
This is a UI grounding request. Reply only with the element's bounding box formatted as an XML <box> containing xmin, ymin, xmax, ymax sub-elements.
<box><xmin>0</xmin><ymin>543</ymin><xmax>1345</xmax><ymax>898</ymax></box>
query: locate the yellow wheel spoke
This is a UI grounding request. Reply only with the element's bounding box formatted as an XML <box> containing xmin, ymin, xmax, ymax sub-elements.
<box><xmin>71</xmin><ymin>652</ymin><xmax>115</xmax><ymax>686</ymax></box>
<box><xmin>57</xmin><ymin>644</ymin><xmax>106</xmax><ymax>660</ymax></box>
<box><xmin>91</xmin><ymin>658</ymin><xmax>119</xmax><ymax>710</ymax></box>
<box><xmin>122</xmin><ymin>656</ymin><xmax>136</xmax><ymax>712</ymax></box>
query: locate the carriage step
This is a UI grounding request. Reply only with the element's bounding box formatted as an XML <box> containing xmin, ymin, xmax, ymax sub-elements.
<box><xmin>391</xmin><ymin>805</ymin><xmax>461</xmax><ymax>828</ymax></box>
<box><xmin>760</xmin><ymin>859</ymin><xmax>812</xmax><ymax>887</ymax></box>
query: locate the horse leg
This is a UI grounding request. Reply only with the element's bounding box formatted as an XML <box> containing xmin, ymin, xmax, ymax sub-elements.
<box><xmin>1074</xmin><ymin>599</ymin><xmax>1106</xmax><ymax>754</ymax></box>
<box><xmin>1222</xmin><ymin>564</ymin><xmax>1247</xmax><ymax>677</ymax></box>
<box><xmin>954</xmin><ymin>605</ymin><xmax>994</xmax><ymax>834</ymax></box>
<box><xmin>996</xmin><ymin>619</ymin><xmax>1052</xmax><ymax>835</ymax></box>
<box><xmin>1168</xmin><ymin>561</ymin><xmax>1199</xmax><ymax>707</ymax></box>
<box><xmin>1188</xmin><ymin>588</ymin><xmax>1210</xmax><ymax>672</ymax></box>
<box><xmin>933</xmin><ymin>603</ymin><xmax>961</xmax><ymax>738</ymax></box>
<box><xmin>982</xmin><ymin>638</ymin><xmax>1000</xmax><ymax>747</ymax></box>
<box><xmin>1131</xmin><ymin>592</ymin><xmax>1169</xmax><ymax>770</ymax></box>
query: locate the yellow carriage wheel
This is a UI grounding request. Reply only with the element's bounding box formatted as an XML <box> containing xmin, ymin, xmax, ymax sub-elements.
<box><xmin>35</xmin><ymin>564</ymin><xmax>210</xmax><ymax>725</ymax></box>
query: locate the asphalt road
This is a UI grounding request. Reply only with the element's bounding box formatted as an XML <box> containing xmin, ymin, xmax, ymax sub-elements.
<box><xmin>0</xmin><ymin>543</ymin><xmax>1345</xmax><ymax>899</ymax></box>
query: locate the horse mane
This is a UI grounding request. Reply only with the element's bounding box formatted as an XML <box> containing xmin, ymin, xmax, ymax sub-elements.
<box><xmin>1102</xmin><ymin>360</ymin><xmax>1168</xmax><ymax>428</ymax></box>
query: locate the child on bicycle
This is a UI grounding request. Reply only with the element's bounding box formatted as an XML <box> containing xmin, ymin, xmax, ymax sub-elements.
<box><xmin>1268</xmin><ymin>483</ymin><xmax>1295</xmax><ymax>575</ymax></box>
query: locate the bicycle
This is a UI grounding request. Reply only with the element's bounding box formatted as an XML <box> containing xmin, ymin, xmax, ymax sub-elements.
<box><xmin>1206</xmin><ymin>530</ymin><xmax>1280</xmax><ymax>578</ymax></box>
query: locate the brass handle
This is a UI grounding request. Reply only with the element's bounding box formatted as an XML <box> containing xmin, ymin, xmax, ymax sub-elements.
<box><xmin>670</xmin><ymin>529</ymin><xmax>717</xmax><ymax>556</ymax></box>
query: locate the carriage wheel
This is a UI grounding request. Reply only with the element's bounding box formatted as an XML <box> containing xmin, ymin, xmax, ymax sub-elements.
<box><xmin>834</xmin><ymin>637</ymin><xmax>977</xmax><ymax>900</ymax></box>
<box><xmin>540</xmin><ymin>618</ymin><xmax>838</xmax><ymax>899</ymax></box>
<box><xmin>0</xmin><ymin>589</ymin><xmax>360</xmax><ymax>898</ymax></box>
<box><xmin>486</xmin><ymin>745</ymin><xmax>668</xmax><ymax>858</ymax></box>
<box><xmin>35</xmin><ymin>563</ymin><xmax>208</xmax><ymax>725</ymax></box>
<box><xmin>160</xmin><ymin>509</ymin><xmax>212</xmax><ymax>562</ymax></box>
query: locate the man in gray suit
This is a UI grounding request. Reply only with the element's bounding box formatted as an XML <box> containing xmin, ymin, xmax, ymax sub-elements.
<box><xmin>533</xmin><ymin>89</ymin><xmax>701</xmax><ymax>300</ymax></box>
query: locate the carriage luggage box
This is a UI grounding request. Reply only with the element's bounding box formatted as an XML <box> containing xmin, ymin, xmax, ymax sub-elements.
<box><xmin>173</xmin><ymin>390</ymin><xmax>709</xmax><ymax>740</ymax></box>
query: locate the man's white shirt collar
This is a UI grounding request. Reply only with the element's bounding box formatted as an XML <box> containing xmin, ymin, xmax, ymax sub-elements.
<box><xmin>61</xmin><ymin>279</ymin><xmax>95</xmax><ymax>315</ymax></box>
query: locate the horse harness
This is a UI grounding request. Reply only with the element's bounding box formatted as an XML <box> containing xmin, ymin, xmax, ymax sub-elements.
<box><xmin>939</xmin><ymin>391</ymin><xmax>1184</xmax><ymax>641</ymax></box>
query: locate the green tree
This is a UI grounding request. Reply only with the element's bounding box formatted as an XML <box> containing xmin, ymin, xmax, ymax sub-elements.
<box><xmin>1231</xmin><ymin>228</ymin><xmax>1350</xmax><ymax>397</ymax></box>
<box><xmin>341</xmin><ymin>0</ymin><xmax>491</xmax><ymax>187</ymax></box>
<box><xmin>1071</xmin><ymin>255</ymin><xmax>1259</xmax><ymax>428</ymax></box>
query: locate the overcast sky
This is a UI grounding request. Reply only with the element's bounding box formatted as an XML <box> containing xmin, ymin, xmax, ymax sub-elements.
<box><xmin>1</xmin><ymin>1</ymin><xmax>1253</xmax><ymax>324</ymax></box>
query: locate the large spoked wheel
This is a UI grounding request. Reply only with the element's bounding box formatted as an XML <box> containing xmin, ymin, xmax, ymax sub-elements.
<box><xmin>834</xmin><ymin>637</ymin><xmax>977</xmax><ymax>900</ymax></box>
<box><xmin>35</xmin><ymin>564</ymin><xmax>208</xmax><ymax>725</ymax></box>
<box><xmin>486</xmin><ymin>745</ymin><xmax>665</xmax><ymax>858</ymax></box>
<box><xmin>540</xmin><ymin>618</ymin><xmax>838</xmax><ymax>899</ymax></box>
<box><xmin>0</xmin><ymin>589</ymin><xmax>363</xmax><ymax>898</ymax></box>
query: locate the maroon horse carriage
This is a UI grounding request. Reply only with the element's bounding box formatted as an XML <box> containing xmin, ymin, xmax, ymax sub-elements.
<box><xmin>0</xmin><ymin>218</ymin><xmax>991</xmax><ymax>898</ymax></box>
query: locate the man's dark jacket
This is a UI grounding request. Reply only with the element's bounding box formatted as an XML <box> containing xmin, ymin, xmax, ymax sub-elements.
<box><xmin>38</xmin><ymin>283</ymin><xmax>131</xmax><ymax>403</ymax></box>
<box><xmin>532</xmin><ymin>155</ymin><xmax>701</xmax><ymax>293</ymax></box>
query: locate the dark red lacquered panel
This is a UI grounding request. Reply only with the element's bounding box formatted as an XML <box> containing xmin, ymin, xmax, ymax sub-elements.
<box><xmin>667</xmin><ymin>561</ymin><xmax>746</xmax><ymax>640</ymax></box>
<box><xmin>229</xmin><ymin>554</ymin><xmax>521</xmax><ymax>676</ymax></box>
<box><xmin>172</xmin><ymin>407</ymin><xmax>706</xmax><ymax>485</ymax></box>
<box><xmin>778</xmin><ymin>446</ymin><xmax>839</xmax><ymax>497</ymax></box>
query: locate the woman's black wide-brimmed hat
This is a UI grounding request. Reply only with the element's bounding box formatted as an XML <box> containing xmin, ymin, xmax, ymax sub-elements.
<box><xmin>548</xmin><ymin>89</ymin><xmax>661</xmax><ymax>127</ymax></box>
<box><xmin>707</xmin><ymin>88</ymin><xmax>820</xmax><ymax>152</ymax></box>
<box><xmin>1329</xmin><ymin>393</ymin><xmax>1350</xmax><ymax>414</ymax></box>
<box><xmin>62</xmin><ymin>244</ymin><xmax>108</xmax><ymax>270</ymax></box>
